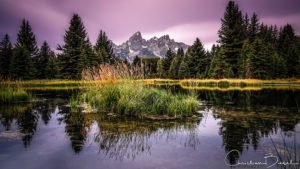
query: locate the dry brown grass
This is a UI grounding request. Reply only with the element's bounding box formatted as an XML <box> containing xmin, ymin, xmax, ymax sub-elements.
<box><xmin>82</xmin><ymin>63</ymin><xmax>145</xmax><ymax>81</ymax></box>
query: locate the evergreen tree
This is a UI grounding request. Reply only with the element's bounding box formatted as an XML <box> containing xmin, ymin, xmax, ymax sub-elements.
<box><xmin>35</xmin><ymin>41</ymin><xmax>58</xmax><ymax>79</ymax></box>
<box><xmin>142</xmin><ymin>58</ymin><xmax>158</xmax><ymax>77</ymax></box>
<box><xmin>218</xmin><ymin>1</ymin><xmax>246</xmax><ymax>77</ymax></box>
<box><xmin>278</xmin><ymin>24</ymin><xmax>299</xmax><ymax>77</ymax></box>
<box><xmin>10</xmin><ymin>19</ymin><xmax>38</xmax><ymax>79</ymax></box>
<box><xmin>271</xmin><ymin>52</ymin><xmax>287</xmax><ymax>78</ymax></box>
<box><xmin>247</xmin><ymin>39</ymin><xmax>275</xmax><ymax>79</ymax></box>
<box><xmin>239</xmin><ymin>39</ymin><xmax>255</xmax><ymax>78</ymax></box>
<box><xmin>184</xmin><ymin>38</ymin><xmax>208</xmax><ymax>78</ymax></box>
<box><xmin>10</xmin><ymin>47</ymin><xmax>33</xmax><ymax>80</ymax></box>
<box><xmin>244</xmin><ymin>13</ymin><xmax>250</xmax><ymax>34</ymax></box>
<box><xmin>249</xmin><ymin>13</ymin><xmax>260</xmax><ymax>41</ymax></box>
<box><xmin>168</xmin><ymin>57</ymin><xmax>179</xmax><ymax>78</ymax></box>
<box><xmin>178</xmin><ymin>60</ymin><xmax>189</xmax><ymax>79</ymax></box>
<box><xmin>0</xmin><ymin>34</ymin><xmax>13</xmax><ymax>78</ymax></box>
<box><xmin>132</xmin><ymin>55</ymin><xmax>142</xmax><ymax>66</ymax></box>
<box><xmin>295</xmin><ymin>36</ymin><xmax>300</xmax><ymax>76</ymax></box>
<box><xmin>58</xmin><ymin>14</ymin><xmax>90</xmax><ymax>79</ymax></box>
<box><xmin>259</xmin><ymin>24</ymin><xmax>277</xmax><ymax>44</ymax></box>
<box><xmin>48</xmin><ymin>55</ymin><xmax>59</xmax><ymax>79</ymax></box>
<box><xmin>208</xmin><ymin>48</ymin><xmax>232</xmax><ymax>79</ymax></box>
<box><xmin>271</xmin><ymin>25</ymin><xmax>279</xmax><ymax>44</ymax></box>
<box><xmin>156</xmin><ymin>59</ymin><xmax>163</xmax><ymax>77</ymax></box>
<box><xmin>177</xmin><ymin>47</ymin><xmax>184</xmax><ymax>58</ymax></box>
<box><xmin>95</xmin><ymin>30</ymin><xmax>115</xmax><ymax>64</ymax></box>
<box><xmin>15</xmin><ymin>19</ymin><xmax>38</xmax><ymax>55</ymax></box>
<box><xmin>80</xmin><ymin>39</ymin><xmax>97</xmax><ymax>68</ymax></box>
<box><xmin>162</xmin><ymin>48</ymin><xmax>175</xmax><ymax>76</ymax></box>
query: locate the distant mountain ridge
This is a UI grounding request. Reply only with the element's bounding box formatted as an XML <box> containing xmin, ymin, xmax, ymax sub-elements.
<box><xmin>112</xmin><ymin>31</ymin><xmax>189</xmax><ymax>61</ymax></box>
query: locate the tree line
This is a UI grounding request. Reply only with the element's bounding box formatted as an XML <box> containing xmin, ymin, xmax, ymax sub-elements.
<box><xmin>145</xmin><ymin>1</ymin><xmax>300</xmax><ymax>79</ymax></box>
<box><xmin>0</xmin><ymin>1</ymin><xmax>299</xmax><ymax>80</ymax></box>
<box><xmin>0</xmin><ymin>14</ymin><xmax>117</xmax><ymax>80</ymax></box>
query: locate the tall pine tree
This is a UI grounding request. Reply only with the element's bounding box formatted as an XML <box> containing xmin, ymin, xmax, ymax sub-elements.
<box><xmin>218</xmin><ymin>1</ymin><xmax>246</xmax><ymax>77</ymax></box>
<box><xmin>80</xmin><ymin>39</ymin><xmax>97</xmax><ymax>68</ymax></box>
<box><xmin>208</xmin><ymin>48</ymin><xmax>232</xmax><ymax>79</ymax></box>
<box><xmin>10</xmin><ymin>47</ymin><xmax>33</xmax><ymax>80</ymax></box>
<box><xmin>168</xmin><ymin>57</ymin><xmax>179</xmax><ymax>78</ymax></box>
<box><xmin>162</xmin><ymin>48</ymin><xmax>175</xmax><ymax>77</ymax></box>
<box><xmin>0</xmin><ymin>34</ymin><xmax>13</xmax><ymax>78</ymax></box>
<box><xmin>35</xmin><ymin>41</ymin><xmax>58</xmax><ymax>79</ymax></box>
<box><xmin>248</xmin><ymin>13</ymin><xmax>260</xmax><ymax>42</ymax></box>
<box><xmin>15</xmin><ymin>19</ymin><xmax>38</xmax><ymax>55</ymax></box>
<box><xmin>239</xmin><ymin>39</ymin><xmax>254</xmax><ymax>78</ymax></box>
<box><xmin>278</xmin><ymin>24</ymin><xmax>299</xmax><ymax>77</ymax></box>
<box><xmin>246</xmin><ymin>39</ymin><xmax>276</xmax><ymax>79</ymax></box>
<box><xmin>184</xmin><ymin>38</ymin><xmax>208</xmax><ymax>78</ymax></box>
<box><xmin>178</xmin><ymin>60</ymin><xmax>189</xmax><ymax>79</ymax></box>
<box><xmin>58</xmin><ymin>14</ymin><xmax>90</xmax><ymax>79</ymax></box>
<box><xmin>10</xmin><ymin>19</ymin><xmax>37</xmax><ymax>79</ymax></box>
<box><xmin>95</xmin><ymin>30</ymin><xmax>115</xmax><ymax>64</ymax></box>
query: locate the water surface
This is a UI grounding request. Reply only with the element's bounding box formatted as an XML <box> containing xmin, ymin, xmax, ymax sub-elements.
<box><xmin>0</xmin><ymin>88</ymin><xmax>299</xmax><ymax>169</ymax></box>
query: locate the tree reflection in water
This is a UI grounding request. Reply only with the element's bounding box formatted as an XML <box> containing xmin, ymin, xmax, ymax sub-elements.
<box><xmin>57</xmin><ymin>105</ymin><xmax>202</xmax><ymax>159</ymax></box>
<box><xmin>94</xmin><ymin>118</ymin><xmax>201</xmax><ymax>160</ymax></box>
<box><xmin>197</xmin><ymin>90</ymin><xmax>300</xmax><ymax>165</ymax></box>
<box><xmin>57</xmin><ymin>107</ymin><xmax>90</xmax><ymax>153</ymax></box>
<box><xmin>0</xmin><ymin>89</ymin><xmax>299</xmax><ymax>166</ymax></box>
<box><xmin>0</xmin><ymin>101</ymin><xmax>57</xmax><ymax>147</ymax></box>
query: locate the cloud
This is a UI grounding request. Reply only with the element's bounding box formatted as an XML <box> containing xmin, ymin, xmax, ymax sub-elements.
<box><xmin>261</xmin><ymin>14</ymin><xmax>300</xmax><ymax>34</ymax></box>
<box><xmin>0</xmin><ymin>0</ymin><xmax>300</xmax><ymax>50</ymax></box>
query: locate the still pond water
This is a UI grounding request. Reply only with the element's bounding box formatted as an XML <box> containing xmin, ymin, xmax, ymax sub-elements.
<box><xmin>0</xmin><ymin>87</ymin><xmax>299</xmax><ymax>169</ymax></box>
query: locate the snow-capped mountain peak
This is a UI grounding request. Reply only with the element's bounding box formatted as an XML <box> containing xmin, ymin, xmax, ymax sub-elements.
<box><xmin>113</xmin><ymin>31</ymin><xmax>189</xmax><ymax>61</ymax></box>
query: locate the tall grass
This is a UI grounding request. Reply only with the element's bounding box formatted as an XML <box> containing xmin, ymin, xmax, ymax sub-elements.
<box><xmin>80</xmin><ymin>81</ymin><xmax>199</xmax><ymax>118</ymax></box>
<box><xmin>79</xmin><ymin>63</ymin><xmax>199</xmax><ymax>119</ymax></box>
<box><xmin>0</xmin><ymin>86</ymin><xmax>32</xmax><ymax>103</ymax></box>
<box><xmin>82</xmin><ymin>62</ymin><xmax>145</xmax><ymax>81</ymax></box>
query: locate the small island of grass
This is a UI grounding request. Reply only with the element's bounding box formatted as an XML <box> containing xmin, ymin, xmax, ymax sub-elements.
<box><xmin>74</xmin><ymin>81</ymin><xmax>199</xmax><ymax>119</ymax></box>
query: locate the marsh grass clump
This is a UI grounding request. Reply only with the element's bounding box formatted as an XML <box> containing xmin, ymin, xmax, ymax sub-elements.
<box><xmin>69</xmin><ymin>96</ymin><xmax>80</xmax><ymax>112</ymax></box>
<box><xmin>0</xmin><ymin>86</ymin><xmax>32</xmax><ymax>103</ymax></box>
<box><xmin>82</xmin><ymin>62</ymin><xmax>145</xmax><ymax>81</ymax></box>
<box><xmin>78</xmin><ymin>63</ymin><xmax>199</xmax><ymax>118</ymax></box>
<box><xmin>79</xmin><ymin>81</ymin><xmax>199</xmax><ymax>118</ymax></box>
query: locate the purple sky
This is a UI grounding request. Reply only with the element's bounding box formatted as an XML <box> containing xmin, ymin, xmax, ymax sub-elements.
<box><xmin>0</xmin><ymin>0</ymin><xmax>299</xmax><ymax>50</ymax></box>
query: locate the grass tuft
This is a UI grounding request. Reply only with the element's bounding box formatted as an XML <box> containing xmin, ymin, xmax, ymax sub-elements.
<box><xmin>0</xmin><ymin>86</ymin><xmax>32</xmax><ymax>103</ymax></box>
<box><xmin>78</xmin><ymin>81</ymin><xmax>199</xmax><ymax>118</ymax></box>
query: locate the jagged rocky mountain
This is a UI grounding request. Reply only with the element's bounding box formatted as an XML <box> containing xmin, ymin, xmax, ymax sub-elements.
<box><xmin>112</xmin><ymin>31</ymin><xmax>189</xmax><ymax>61</ymax></box>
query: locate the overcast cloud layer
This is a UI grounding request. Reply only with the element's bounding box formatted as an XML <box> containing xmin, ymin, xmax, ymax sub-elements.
<box><xmin>0</xmin><ymin>0</ymin><xmax>299</xmax><ymax>50</ymax></box>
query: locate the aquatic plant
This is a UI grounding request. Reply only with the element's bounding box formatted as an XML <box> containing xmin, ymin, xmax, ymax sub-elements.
<box><xmin>0</xmin><ymin>86</ymin><xmax>32</xmax><ymax>103</ymax></box>
<box><xmin>80</xmin><ymin>81</ymin><xmax>199</xmax><ymax>118</ymax></box>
